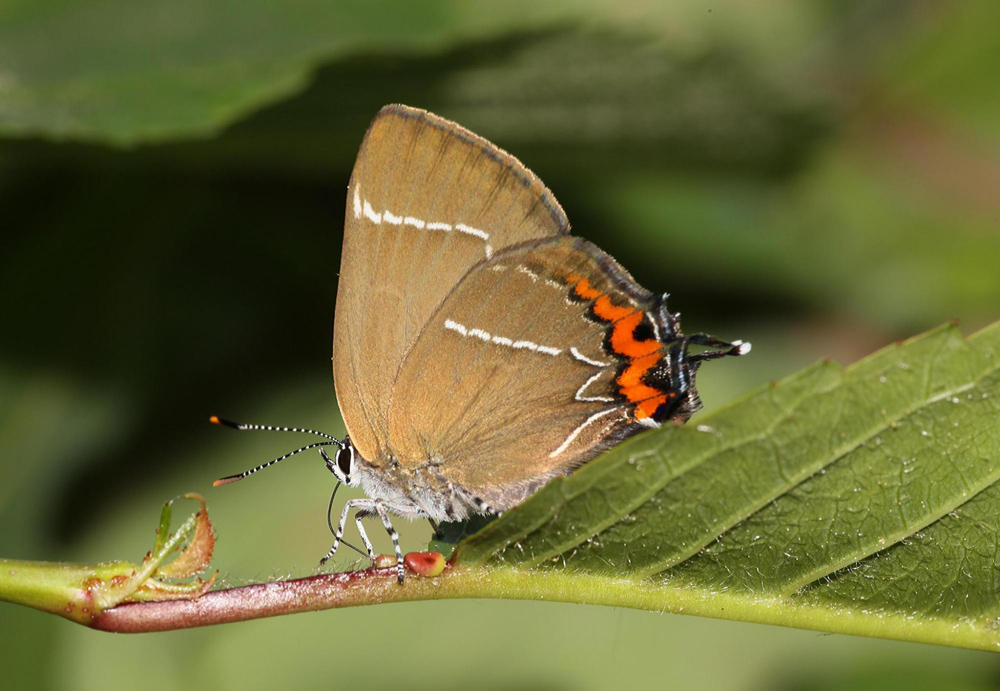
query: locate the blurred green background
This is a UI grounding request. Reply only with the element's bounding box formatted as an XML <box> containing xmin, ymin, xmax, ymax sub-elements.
<box><xmin>2</xmin><ymin>1</ymin><xmax>1000</xmax><ymax>689</ymax></box>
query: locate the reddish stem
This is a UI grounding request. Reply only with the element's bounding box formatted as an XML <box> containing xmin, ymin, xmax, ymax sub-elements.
<box><xmin>91</xmin><ymin>562</ymin><xmax>468</xmax><ymax>633</ymax></box>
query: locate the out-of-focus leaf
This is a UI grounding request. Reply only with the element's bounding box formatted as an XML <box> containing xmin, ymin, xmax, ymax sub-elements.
<box><xmin>0</xmin><ymin>0</ymin><xmax>557</xmax><ymax>142</ymax></box>
<box><xmin>0</xmin><ymin>0</ymin><xmax>857</xmax><ymax>144</ymax></box>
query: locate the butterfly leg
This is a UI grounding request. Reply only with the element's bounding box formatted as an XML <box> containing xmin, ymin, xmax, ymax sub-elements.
<box><xmin>374</xmin><ymin>501</ymin><xmax>405</xmax><ymax>584</ymax></box>
<box><xmin>353</xmin><ymin>509</ymin><xmax>377</xmax><ymax>561</ymax></box>
<box><xmin>320</xmin><ymin>498</ymin><xmax>377</xmax><ymax>566</ymax></box>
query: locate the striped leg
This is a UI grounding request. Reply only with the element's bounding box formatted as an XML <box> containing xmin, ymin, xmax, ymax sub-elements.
<box><xmin>320</xmin><ymin>498</ymin><xmax>376</xmax><ymax>565</ymax></box>
<box><xmin>353</xmin><ymin>510</ymin><xmax>377</xmax><ymax>560</ymax></box>
<box><xmin>375</xmin><ymin>502</ymin><xmax>405</xmax><ymax>584</ymax></box>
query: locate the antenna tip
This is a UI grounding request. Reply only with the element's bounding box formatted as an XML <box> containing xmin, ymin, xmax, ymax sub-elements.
<box><xmin>210</xmin><ymin>416</ymin><xmax>240</xmax><ymax>429</ymax></box>
<box><xmin>213</xmin><ymin>475</ymin><xmax>243</xmax><ymax>487</ymax></box>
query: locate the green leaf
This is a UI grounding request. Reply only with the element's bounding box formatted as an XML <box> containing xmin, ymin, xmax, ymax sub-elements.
<box><xmin>0</xmin><ymin>0</ymin><xmax>549</xmax><ymax>143</ymax></box>
<box><xmin>451</xmin><ymin>320</ymin><xmax>1000</xmax><ymax>651</ymax></box>
<box><xmin>0</xmin><ymin>4</ymin><xmax>831</xmax><ymax>149</ymax></box>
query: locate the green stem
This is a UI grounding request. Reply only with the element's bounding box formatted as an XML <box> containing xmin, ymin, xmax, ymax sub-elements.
<box><xmin>0</xmin><ymin>559</ymin><xmax>104</xmax><ymax>624</ymax></box>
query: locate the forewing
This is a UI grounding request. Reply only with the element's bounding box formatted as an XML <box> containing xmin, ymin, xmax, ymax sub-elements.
<box><xmin>388</xmin><ymin>236</ymin><xmax>666</xmax><ymax>511</ymax></box>
<box><xmin>333</xmin><ymin>105</ymin><xmax>570</xmax><ymax>462</ymax></box>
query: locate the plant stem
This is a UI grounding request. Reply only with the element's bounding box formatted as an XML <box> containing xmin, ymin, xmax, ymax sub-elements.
<box><xmin>93</xmin><ymin>563</ymin><xmax>1000</xmax><ymax>652</ymax></box>
<box><xmin>0</xmin><ymin>559</ymin><xmax>101</xmax><ymax>624</ymax></box>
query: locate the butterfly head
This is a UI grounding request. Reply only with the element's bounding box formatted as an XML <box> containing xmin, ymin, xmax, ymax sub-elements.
<box><xmin>327</xmin><ymin>437</ymin><xmax>360</xmax><ymax>488</ymax></box>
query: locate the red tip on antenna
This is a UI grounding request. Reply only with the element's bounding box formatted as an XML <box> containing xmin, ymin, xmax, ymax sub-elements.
<box><xmin>213</xmin><ymin>474</ymin><xmax>244</xmax><ymax>487</ymax></box>
<box><xmin>209</xmin><ymin>415</ymin><xmax>240</xmax><ymax>429</ymax></box>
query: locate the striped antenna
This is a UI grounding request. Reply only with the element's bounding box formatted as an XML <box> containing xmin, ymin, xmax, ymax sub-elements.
<box><xmin>684</xmin><ymin>334</ymin><xmax>752</xmax><ymax>364</ymax></box>
<box><xmin>213</xmin><ymin>441</ymin><xmax>341</xmax><ymax>486</ymax></box>
<box><xmin>209</xmin><ymin>415</ymin><xmax>342</xmax><ymax>442</ymax></box>
<box><xmin>210</xmin><ymin>415</ymin><xmax>344</xmax><ymax>486</ymax></box>
<box><xmin>211</xmin><ymin>417</ymin><xmax>369</xmax><ymax>559</ymax></box>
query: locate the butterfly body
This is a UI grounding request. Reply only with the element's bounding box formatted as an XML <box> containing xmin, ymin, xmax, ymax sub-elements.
<box><xmin>351</xmin><ymin>451</ymin><xmax>473</xmax><ymax>523</ymax></box>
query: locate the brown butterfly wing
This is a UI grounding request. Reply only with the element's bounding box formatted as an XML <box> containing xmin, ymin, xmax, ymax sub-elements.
<box><xmin>388</xmin><ymin>236</ymin><xmax>682</xmax><ymax>511</ymax></box>
<box><xmin>333</xmin><ymin>105</ymin><xmax>570</xmax><ymax>462</ymax></box>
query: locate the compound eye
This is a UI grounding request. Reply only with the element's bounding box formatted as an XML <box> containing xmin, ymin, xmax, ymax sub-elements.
<box><xmin>336</xmin><ymin>445</ymin><xmax>353</xmax><ymax>477</ymax></box>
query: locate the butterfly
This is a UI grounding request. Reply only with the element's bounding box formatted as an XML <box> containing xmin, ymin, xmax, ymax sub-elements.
<box><xmin>214</xmin><ymin>105</ymin><xmax>749</xmax><ymax>582</ymax></box>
